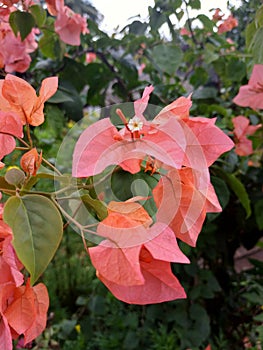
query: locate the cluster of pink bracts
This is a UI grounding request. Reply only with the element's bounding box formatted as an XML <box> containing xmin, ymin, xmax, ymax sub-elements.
<box><xmin>72</xmin><ymin>86</ymin><xmax>234</xmax><ymax>304</ymax></box>
<box><xmin>0</xmin><ymin>0</ymin><xmax>88</xmax><ymax>72</ymax></box>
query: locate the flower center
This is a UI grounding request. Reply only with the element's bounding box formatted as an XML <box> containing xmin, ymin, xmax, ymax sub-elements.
<box><xmin>127</xmin><ymin>116</ymin><xmax>143</xmax><ymax>132</ymax></box>
<box><xmin>250</xmin><ymin>82</ymin><xmax>263</xmax><ymax>93</ymax></box>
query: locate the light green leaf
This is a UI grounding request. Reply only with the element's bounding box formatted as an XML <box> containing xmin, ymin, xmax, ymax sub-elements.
<box><xmin>197</xmin><ymin>14</ymin><xmax>215</xmax><ymax>32</ymax></box>
<box><xmin>81</xmin><ymin>194</ymin><xmax>108</xmax><ymax>221</ymax></box>
<box><xmin>29</xmin><ymin>4</ymin><xmax>46</xmax><ymax>28</ymax></box>
<box><xmin>3</xmin><ymin>194</ymin><xmax>63</xmax><ymax>285</ymax></box>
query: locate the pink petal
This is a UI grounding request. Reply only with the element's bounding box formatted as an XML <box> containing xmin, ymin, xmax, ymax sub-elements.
<box><xmin>182</xmin><ymin>117</ymin><xmax>234</xmax><ymax>168</ymax></box>
<box><xmin>0</xmin><ymin>111</ymin><xmax>23</xmax><ymax>138</ymax></box>
<box><xmin>134</xmin><ymin>85</ymin><xmax>154</xmax><ymax>119</ymax></box>
<box><xmin>232</xmin><ymin>116</ymin><xmax>250</xmax><ymax>139</ymax></box>
<box><xmin>153</xmin><ymin>168</ymin><xmax>218</xmax><ymax>246</ymax></box>
<box><xmin>72</xmin><ymin>118</ymin><xmax>187</xmax><ymax>177</ymax></box>
<box><xmin>248</xmin><ymin>64</ymin><xmax>263</xmax><ymax>87</ymax></box>
<box><xmin>1</xmin><ymin>75</ymin><xmax>36</xmax><ymax>125</ymax></box>
<box><xmin>89</xmin><ymin>244</ymin><xmax>144</xmax><ymax>286</ymax></box>
<box><xmin>98</xmin><ymin>251</ymin><xmax>186</xmax><ymax>304</ymax></box>
<box><xmin>0</xmin><ymin>110</ymin><xmax>24</xmax><ymax>160</ymax></box>
<box><xmin>31</xmin><ymin>76</ymin><xmax>58</xmax><ymax>126</ymax></box>
<box><xmin>23</xmin><ymin>283</ymin><xmax>49</xmax><ymax>344</ymax></box>
<box><xmin>0</xmin><ymin>134</ymin><xmax>16</xmax><ymax>160</ymax></box>
<box><xmin>154</xmin><ymin>95</ymin><xmax>192</xmax><ymax>123</ymax></box>
<box><xmin>4</xmin><ymin>284</ymin><xmax>35</xmax><ymax>335</ymax></box>
<box><xmin>144</xmin><ymin>223</ymin><xmax>190</xmax><ymax>263</ymax></box>
<box><xmin>235</xmin><ymin>136</ymin><xmax>253</xmax><ymax>156</ymax></box>
<box><xmin>0</xmin><ymin>315</ymin><xmax>12</xmax><ymax>350</ymax></box>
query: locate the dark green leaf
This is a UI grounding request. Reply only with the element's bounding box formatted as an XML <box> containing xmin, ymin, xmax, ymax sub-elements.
<box><xmin>9</xmin><ymin>11</ymin><xmax>36</xmax><ymax>41</ymax></box>
<box><xmin>211</xmin><ymin>176</ymin><xmax>230</xmax><ymax>209</ymax></box>
<box><xmin>197</xmin><ymin>14</ymin><xmax>215</xmax><ymax>32</ymax></box>
<box><xmin>255</xmin><ymin>199</ymin><xmax>263</xmax><ymax>229</ymax></box>
<box><xmin>215</xmin><ymin>168</ymin><xmax>251</xmax><ymax>218</ymax></box>
<box><xmin>189</xmin><ymin>0</ymin><xmax>201</xmax><ymax>10</ymax></box>
<box><xmin>128</xmin><ymin>21</ymin><xmax>148</xmax><ymax>35</ymax></box>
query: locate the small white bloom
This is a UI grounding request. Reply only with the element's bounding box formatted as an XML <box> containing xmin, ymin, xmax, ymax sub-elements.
<box><xmin>127</xmin><ymin>116</ymin><xmax>143</xmax><ymax>132</ymax></box>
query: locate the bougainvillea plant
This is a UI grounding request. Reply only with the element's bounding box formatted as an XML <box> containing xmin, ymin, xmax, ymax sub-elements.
<box><xmin>0</xmin><ymin>0</ymin><xmax>262</xmax><ymax>348</ymax></box>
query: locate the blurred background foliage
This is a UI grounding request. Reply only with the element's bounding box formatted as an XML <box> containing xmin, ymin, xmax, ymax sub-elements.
<box><xmin>8</xmin><ymin>0</ymin><xmax>263</xmax><ymax>349</ymax></box>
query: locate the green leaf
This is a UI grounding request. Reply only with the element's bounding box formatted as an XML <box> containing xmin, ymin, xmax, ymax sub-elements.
<box><xmin>39</xmin><ymin>18</ymin><xmax>65</xmax><ymax>60</ymax></box>
<box><xmin>197</xmin><ymin>14</ymin><xmax>215</xmax><ymax>32</ymax></box>
<box><xmin>215</xmin><ymin>168</ymin><xmax>251</xmax><ymax>218</ymax></box>
<box><xmin>255</xmin><ymin>199</ymin><xmax>263</xmax><ymax>230</ymax></box>
<box><xmin>152</xmin><ymin>44</ymin><xmax>183</xmax><ymax>75</ymax></box>
<box><xmin>0</xmin><ymin>176</ymin><xmax>16</xmax><ymax>195</ymax></box>
<box><xmin>226</xmin><ymin>59</ymin><xmax>246</xmax><ymax>82</ymax></box>
<box><xmin>251</xmin><ymin>27</ymin><xmax>263</xmax><ymax>63</ymax></box>
<box><xmin>9</xmin><ymin>11</ymin><xmax>35</xmax><ymax>41</ymax></box>
<box><xmin>5</xmin><ymin>168</ymin><xmax>25</xmax><ymax>187</ymax></box>
<box><xmin>59</xmin><ymin>81</ymin><xmax>84</xmax><ymax>121</ymax></box>
<box><xmin>60</xmin><ymin>57</ymin><xmax>89</xmax><ymax>93</ymax></box>
<box><xmin>189</xmin><ymin>0</ymin><xmax>201</xmax><ymax>10</ymax></box>
<box><xmin>211</xmin><ymin>177</ymin><xmax>230</xmax><ymax>210</ymax></box>
<box><xmin>81</xmin><ymin>193</ymin><xmax>108</xmax><ymax>221</ymax></box>
<box><xmin>189</xmin><ymin>67</ymin><xmax>208</xmax><ymax>88</ymax></box>
<box><xmin>29</xmin><ymin>4</ymin><xmax>46</xmax><ymax>28</ymax></box>
<box><xmin>246</xmin><ymin>21</ymin><xmax>257</xmax><ymax>51</ymax></box>
<box><xmin>193</xmin><ymin>86</ymin><xmax>217</xmax><ymax>99</ymax></box>
<box><xmin>149</xmin><ymin>8</ymin><xmax>167</xmax><ymax>31</ymax></box>
<box><xmin>47</xmin><ymin>89</ymin><xmax>74</xmax><ymax>103</ymax></box>
<box><xmin>204</xmin><ymin>43</ymin><xmax>219</xmax><ymax>64</ymax></box>
<box><xmin>225</xmin><ymin>174</ymin><xmax>251</xmax><ymax>218</ymax></box>
<box><xmin>255</xmin><ymin>4</ymin><xmax>263</xmax><ymax>27</ymax></box>
<box><xmin>111</xmin><ymin>169</ymin><xmax>159</xmax><ymax>218</ymax></box>
<box><xmin>3</xmin><ymin>194</ymin><xmax>63</xmax><ymax>285</ymax></box>
<box><xmin>128</xmin><ymin>21</ymin><xmax>148</xmax><ymax>35</ymax></box>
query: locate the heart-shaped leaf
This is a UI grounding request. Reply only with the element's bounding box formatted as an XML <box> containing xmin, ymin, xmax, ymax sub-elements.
<box><xmin>3</xmin><ymin>194</ymin><xmax>63</xmax><ymax>285</ymax></box>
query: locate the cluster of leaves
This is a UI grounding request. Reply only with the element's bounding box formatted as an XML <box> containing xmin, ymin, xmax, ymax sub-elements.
<box><xmin>0</xmin><ymin>0</ymin><xmax>263</xmax><ymax>349</ymax></box>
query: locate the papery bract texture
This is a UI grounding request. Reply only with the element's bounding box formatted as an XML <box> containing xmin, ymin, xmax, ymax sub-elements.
<box><xmin>0</xmin><ymin>74</ymin><xmax>58</xmax><ymax>126</ymax></box>
<box><xmin>0</xmin><ymin>8</ymin><xmax>38</xmax><ymax>73</ymax></box>
<box><xmin>55</xmin><ymin>6</ymin><xmax>89</xmax><ymax>46</ymax></box>
<box><xmin>97</xmin><ymin>247</ymin><xmax>187</xmax><ymax>305</ymax></box>
<box><xmin>20</xmin><ymin>148</ymin><xmax>42</xmax><ymax>176</ymax></box>
<box><xmin>72</xmin><ymin>117</ymin><xmax>186</xmax><ymax>177</ymax></box>
<box><xmin>233</xmin><ymin>64</ymin><xmax>263</xmax><ymax>110</ymax></box>
<box><xmin>153</xmin><ymin>167</ymin><xmax>221</xmax><ymax>247</ymax></box>
<box><xmin>89</xmin><ymin>200</ymin><xmax>189</xmax><ymax>304</ymax></box>
<box><xmin>232</xmin><ymin>115</ymin><xmax>262</xmax><ymax>156</ymax></box>
<box><xmin>2</xmin><ymin>281</ymin><xmax>49</xmax><ymax>346</ymax></box>
<box><xmin>0</xmin><ymin>111</ymin><xmax>23</xmax><ymax>162</ymax></box>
